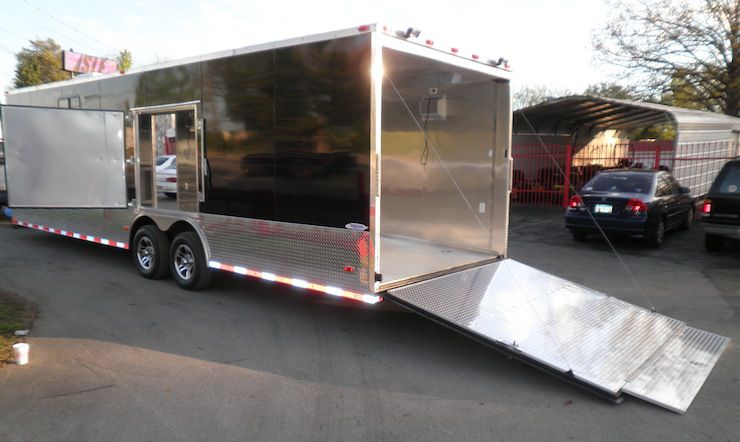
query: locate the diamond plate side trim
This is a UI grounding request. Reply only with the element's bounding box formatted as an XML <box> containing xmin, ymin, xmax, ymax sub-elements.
<box><xmin>198</xmin><ymin>213</ymin><xmax>371</xmax><ymax>294</ymax></box>
<box><xmin>623</xmin><ymin>326</ymin><xmax>730</xmax><ymax>414</ymax></box>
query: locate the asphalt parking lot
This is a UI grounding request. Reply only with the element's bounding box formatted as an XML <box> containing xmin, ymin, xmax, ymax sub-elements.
<box><xmin>0</xmin><ymin>208</ymin><xmax>738</xmax><ymax>441</ymax></box>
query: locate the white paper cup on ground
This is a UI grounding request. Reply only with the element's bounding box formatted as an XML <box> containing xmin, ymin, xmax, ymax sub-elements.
<box><xmin>12</xmin><ymin>343</ymin><xmax>29</xmax><ymax>365</ymax></box>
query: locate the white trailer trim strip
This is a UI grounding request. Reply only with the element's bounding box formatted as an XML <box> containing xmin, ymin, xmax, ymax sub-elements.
<box><xmin>208</xmin><ymin>260</ymin><xmax>382</xmax><ymax>305</ymax></box>
<box><xmin>12</xmin><ymin>218</ymin><xmax>129</xmax><ymax>249</ymax></box>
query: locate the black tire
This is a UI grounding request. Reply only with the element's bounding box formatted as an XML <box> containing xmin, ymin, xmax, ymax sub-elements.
<box><xmin>169</xmin><ymin>231</ymin><xmax>212</xmax><ymax>290</ymax></box>
<box><xmin>164</xmin><ymin>192</ymin><xmax>177</xmax><ymax>199</ymax></box>
<box><xmin>132</xmin><ymin>225</ymin><xmax>170</xmax><ymax>279</ymax></box>
<box><xmin>679</xmin><ymin>208</ymin><xmax>694</xmax><ymax>231</ymax></box>
<box><xmin>571</xmin><ymin>231</ymin><xmax>588</xmax><ymax>242</ymax></box>
<box><xmin>705</xmin><ymin>234</ymin><xmax>725</xmax><ymax>252</ymax></box>
<box><xmin>647</xmin><ymin>219</ymin><xmax>665</xmax><ymax>248</ymax></box>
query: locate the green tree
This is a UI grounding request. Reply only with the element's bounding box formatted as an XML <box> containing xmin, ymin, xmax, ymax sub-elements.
<box><xmin>594</xmin><ymin>0</ymin><xmax>740</xmax><ymax>116</ymax></box>
<box><xmin>13</xmin><ymin>38</ymin><xmax>71</xmax><ymax>88</ymax></box>
<box><xmin>116</xmin><ymin>49</ymin><xmax>132</xmax><ymax>72</ymax></box>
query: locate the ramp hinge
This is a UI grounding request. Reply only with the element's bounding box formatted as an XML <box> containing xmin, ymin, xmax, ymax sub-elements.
<box><xmin>375</xmin><ymin>272</ymin><xmax>383</xmax><ymax>282</ymax></box>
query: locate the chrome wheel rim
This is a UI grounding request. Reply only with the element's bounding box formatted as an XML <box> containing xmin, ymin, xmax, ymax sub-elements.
<box><xmin>174</xmin><ymin>244</ymin><xmax>195</xmax><ymax>281</ymax></box>
<box><xmin>136</xmin><ymin>237</ymin><xmax>155</xmax><ymax>270</ymax></box>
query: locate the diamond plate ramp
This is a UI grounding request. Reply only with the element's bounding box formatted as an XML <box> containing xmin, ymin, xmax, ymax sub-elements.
<box><xmin>623</xmin><ymin>326</ymin><xmax>730</xmax><ymax>414</ymax></box>
<box><xmin>386</xmin><ymin>259</ymin><xmax>729</xmax><ymax>412</ymax></box>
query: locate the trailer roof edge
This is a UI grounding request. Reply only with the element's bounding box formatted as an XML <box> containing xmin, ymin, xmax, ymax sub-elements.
<box><xmin>5</xmin><ymin>25</ymin><xmax>377</xmax><ymax>95</ymax></box>
<box><xmin>5</xmin><ymin>23</ymin><xmax>511</xmax><ymax>96</ymax></box>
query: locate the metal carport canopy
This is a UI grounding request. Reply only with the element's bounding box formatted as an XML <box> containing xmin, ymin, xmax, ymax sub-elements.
<box><xmin>513</xmin><ymin>95</ymin><xmax>740</xmax><ymax>136</ymax></box>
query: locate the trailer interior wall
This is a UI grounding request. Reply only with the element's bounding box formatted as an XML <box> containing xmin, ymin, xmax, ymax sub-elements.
<box><xmin>378</xmin><ymin>46</ymin><xmax>510</xmax><ymax>288</ymax></box>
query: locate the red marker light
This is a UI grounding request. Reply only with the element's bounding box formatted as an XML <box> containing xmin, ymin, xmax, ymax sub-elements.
<box><xmin>472</xmin><ymin>54</ymin><xmax>480</xmax><ymax>60</ymax></box>
<box><xmin>425</xmin><ymin>39</ymin><xmax>434</xmax><ymax>45</ymax></box>
<box><xmin>358</xmin><ymin>25</ymin><xmax>371</xmax><ymax>32</ymax></box>
<box><xmin>702</xmin><ymin>200</ymin><xmax>712</xmax><ymax>214</ymax></box>
<box><xmin>451</xmin><ymin>47</ymin><xmax>459</xmax><ymax>53</ymax></box>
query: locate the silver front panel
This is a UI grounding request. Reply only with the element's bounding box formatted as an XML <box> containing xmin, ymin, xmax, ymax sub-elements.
<box><xmin>199</xmin><ymin>213</ymin><xmax>371</xmax><ymax>293</ymax></box>
<box><xmin>388</xmin><ymin>259</ymin><xmax>729</xmax><ymax>412</ymax></box>
<box><xmin>1</xmin><ymin>105</ymin><xmax>126</xmax><ymax>208</ymax></box>
<box><xmin>12</xmin><ymin>208</ymin><xmax>133</xmax><ymax>244</ymax></box>
<box><xmin>623</xmin><ymin>326</ymin><xmax>730</xmax><ymax>414</ymax></box>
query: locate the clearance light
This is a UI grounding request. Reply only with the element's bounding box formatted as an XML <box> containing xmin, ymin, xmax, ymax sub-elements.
<box><xmin>292</xmin><ymin>279</ymin><xmax>309</xmax><ymax>288</ymax></box>
<box><xmin>11</xmin><ymin>219</ymin><xmax>129</xmax><ymax>249</ymax></box>
<box><xmin>207</xmin><ymin>260</ymin><xmax>382</xmax><ymax>304</ymax></box>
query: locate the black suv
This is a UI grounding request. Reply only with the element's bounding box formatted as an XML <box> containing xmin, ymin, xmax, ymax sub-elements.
<box><xmin>702</xmin><ymin>159</ymin><xmax>740</xmax><ymax>251</ymax></box>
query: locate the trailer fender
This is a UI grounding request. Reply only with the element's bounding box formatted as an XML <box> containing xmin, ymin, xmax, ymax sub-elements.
<box><xmin>130</xmin><ymin>213</ymin><xmax>212</xmax><ymax>261</ymax></box>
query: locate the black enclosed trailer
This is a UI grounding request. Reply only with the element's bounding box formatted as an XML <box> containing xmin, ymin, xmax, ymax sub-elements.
<box><xmin>0</xmin><ymin>24</ymin><xmax>729</xmax><ymax>413</ymax></box>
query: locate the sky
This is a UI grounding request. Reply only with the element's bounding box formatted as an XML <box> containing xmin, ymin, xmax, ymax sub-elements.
<box><xmin>0</xmin><ymin>0</ymin><xmax>612</xmax><ymax>102</ymax></box>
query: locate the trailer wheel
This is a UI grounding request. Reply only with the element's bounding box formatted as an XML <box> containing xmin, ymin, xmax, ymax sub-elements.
<box><xmin>169</xmin><ymin>231</ymin><xmax>212</xmax><ymax>290</ymax></box>
<box><xmin>133</xmin><ymin>225</ymin><xmax>170</xmax><ymax>279</ymax></box>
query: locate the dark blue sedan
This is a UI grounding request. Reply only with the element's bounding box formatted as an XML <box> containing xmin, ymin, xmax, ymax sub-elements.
<box><xmin>565</xmin><ymin>169</ymin><xmax>695</xmax><ymax>247</ymax></box>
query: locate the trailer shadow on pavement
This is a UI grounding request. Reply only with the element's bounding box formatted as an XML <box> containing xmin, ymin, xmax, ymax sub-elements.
<box><xmin>0</xmin><ymin>216</ymin><xmax>738</xmax><ymax>441</ymax></box>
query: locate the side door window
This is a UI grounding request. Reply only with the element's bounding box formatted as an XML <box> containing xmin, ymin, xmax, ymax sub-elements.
<box><xmin>666</xmin><ymin>175</ymin><xmax>682</xmax><ymax>194</ymax></box>
<box><xmin>655</xmin><ymin>175</ymin><xmax>672</xmax><ymax>197</ymax></box>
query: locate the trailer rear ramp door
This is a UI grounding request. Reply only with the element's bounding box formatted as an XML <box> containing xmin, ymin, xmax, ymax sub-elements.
<box><xmin>386</xmin><ymin>259</ymin><xmax>729</xmax><ymax>413</ymax></box>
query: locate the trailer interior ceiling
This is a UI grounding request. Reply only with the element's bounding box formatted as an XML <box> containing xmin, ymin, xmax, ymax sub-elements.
<box><xmin>379</xmin><ymin>48</ymin><xmax>509</xmax><ymax>288</ymax></box>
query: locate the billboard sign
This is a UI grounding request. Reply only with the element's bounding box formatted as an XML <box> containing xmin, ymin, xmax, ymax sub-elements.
<box><xmin>62</xmin><ymin>50</ymin><xmax>118</xmax><ymax>74</ymax></box>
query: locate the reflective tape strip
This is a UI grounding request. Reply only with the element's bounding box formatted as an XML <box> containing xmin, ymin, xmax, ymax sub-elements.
<box><xmin>208</xmin><ymin>260</ymin><xmax>383</xmax><ymax>304</ymax></box>
<box><xmin>11</xmin><ymin>218</ymin><xmax>130</xmax><ymax>250</ymax></box>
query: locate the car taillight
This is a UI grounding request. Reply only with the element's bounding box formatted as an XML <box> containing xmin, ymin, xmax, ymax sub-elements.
<box><xmin>625</xmin><ymin>198</ymin><xmax>648</xmax><ymax>214</ymax></box>
<box><xmin>702</xmin><ymin>200</ymin><xmax>711</xmax><ymax>215</ymax></box>
<box><xmin>568</xmin><ymin>195</ymin><xmax>583</xmax><ymax>209</ymax></box>
<box><xmin>166</xmin><ymin>177</ymin><xmax>177</xmax><ymax>183</ymax></box>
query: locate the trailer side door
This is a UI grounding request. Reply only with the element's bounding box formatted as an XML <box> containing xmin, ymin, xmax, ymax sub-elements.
<box><xmin>0</xmin><ymin>105</ymin><xmax>127</xmax><ymax>208</ymax></box>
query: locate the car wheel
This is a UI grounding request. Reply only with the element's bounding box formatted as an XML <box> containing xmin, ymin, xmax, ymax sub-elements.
<box><xmin>571</xmin><ymin>231</ymin><xmax>588</xmax><ymax>242</ymax></box>
<box><xmin>165</xmin><ymin>192</ymin><xmax>177</xmax><ymax>199</ymax></box>
<box><xmin>133</xmin><ymin>225</ymin><xmax>170</xmax><ymax>279</ymax></box>
<box><xmin>679</xmin><ymin>208</ymin><xmax>694</xmax><ymax>230</ymax></box>
<box><xmin>705</xmin><ymin>234</ymin><xmax>725</xmax><ymax>252</ymax></box>
<box><xmin>647</xmin><ymin>220</ymin><xmax>665</xmax><ymax>248</ymax></box>
<box><xmin>169</xmin><ymin>231</ymin><xmax>212</xmax><ymax>290</ymax></box>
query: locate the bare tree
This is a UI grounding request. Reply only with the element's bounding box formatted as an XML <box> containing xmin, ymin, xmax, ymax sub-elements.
<box><xmin>583</xmin><ymin>82</ymin><xmax>643</xmax><ymax>100</ymax></box>
<box><xmin>594</xmin><ymin>0</ymin><xmax>739</xmax><ymax>116</ymax></box>
<box><xmin>513</xmin><ymin>84</ymin><xmax>573</xmax><ymax>109</ymax></box>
